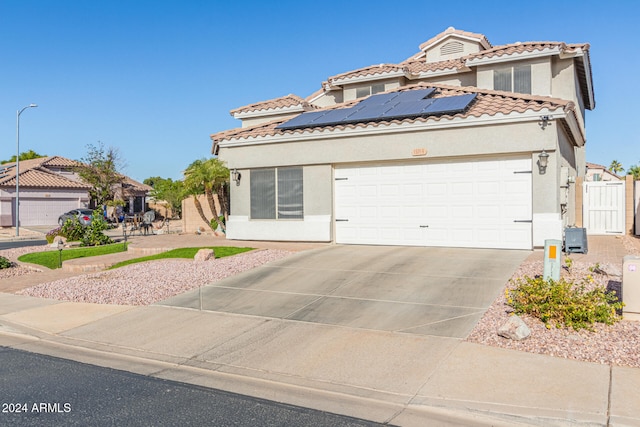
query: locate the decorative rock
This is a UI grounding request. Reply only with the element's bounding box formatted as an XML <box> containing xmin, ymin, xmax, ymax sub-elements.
<box><xmin>194</xmin><ymin>248</ymin><xmax>215</xmax><ymax>262</ymax></box>
<box><xmin>498</xmin><ymin>315</ymin><xmax>531</xmax><ymax>341</ymax></box>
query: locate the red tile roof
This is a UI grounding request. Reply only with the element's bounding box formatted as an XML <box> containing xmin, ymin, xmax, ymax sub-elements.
<box><xmin>212</xmin><ymin>84</ymin><xmax>581</xmax><ymax>152</ymax></box>
<box><xmin>0</xmin><ymin>156</ymin><xmax>91</xmax><ymax>189</ymax></box>
<box><xmin>327</xmin><ymin>64</ymin><xmax>409</xmax><ymax>85</ymax></box>
<box><xmin>230</xmin><ymin>94</ymin><xmax>316</xmax><ymax>116</ymax></box>
<box><xmin>418</xmin><ymin>27</ymin><xmax>492</xmax><ymax>51</ymax></box>
<box><xmin>465</xmin><ymin>41</ymin><xmax>589</xmax><ymax>62</ymax></box>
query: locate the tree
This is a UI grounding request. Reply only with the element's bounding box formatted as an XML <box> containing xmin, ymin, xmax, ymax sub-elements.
<box><xmin>183</xmin><ymin>158</ymin><xmax>229</xmax><ymax>232</ymax></box>
<box><xmin>608</xmin><ymin>160</ymin><xmax>624</xmax><ymax>174</ymax></box>
<box><xmin>1</xmin><ymin>149</ymin><xmax>47</xmax><ymax>164</ymax></box>
<box><xmin>76</xmin><ymin>142</ymin><xmax>125</xmax><ymax>206</ymax></box>
<box><xmin>146</xmin><ymin>177</ymin><xmax>185</xmax><ymax>218</ymax></box>
<box><xmin>627</xmin><ymin>164</ymin><xmax>640</xmax><ymax>180</ymax></box>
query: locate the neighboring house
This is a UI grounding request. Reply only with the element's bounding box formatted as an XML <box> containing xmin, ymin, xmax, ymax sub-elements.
<box><xmin>585</xmin><ymin>162</ymin><xmax>622</xmax><ymax>182</ymax></box>
<box><xmin>211</xmin><ymin>27</ymin><xmax>595</xmax><ymax>250</ymax></box>
<box><xmin>0</xmin><ymin>156</ymin><xmax>151</xmax><ymax>226</ymax></box>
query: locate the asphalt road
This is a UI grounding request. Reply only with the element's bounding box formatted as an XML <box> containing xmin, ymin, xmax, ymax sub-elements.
<box><xmin>0</xmin><ymin>347</ymin><xmax>385</xmax><ymax>427</ymax></box>
<box><xmin>0</xmin><ymin>240</ymin><xmax>47</xmax><ymax>250</ymax></box>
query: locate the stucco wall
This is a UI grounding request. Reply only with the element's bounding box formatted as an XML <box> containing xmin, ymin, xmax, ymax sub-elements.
<box><xmin>343</xmin><ymin>78</ymin><xmax>402</xmax><ymax>102</ymax></box>
<box><xmin>226</xmin><ymin>164</ymin><xmax>332</xmax><ymax>241</ymax></box>
<box><xmin>220</xmin><ymin>117</ymin><xmax>571</xmax><ymax>246</ymax></box>
<box><xmin>476</xmin><ymin>57</ymin><xmax>552</xmax><ymax>96</ymax></box>
<box><xmin>425</xmin><ymin>37</ymin><xmax>482</xmax><ymax>62</ymax></box>
<box><xmin>181</xmin><ymin>194</ymin><xmax>222</xmax><ymax>234</ymax></box>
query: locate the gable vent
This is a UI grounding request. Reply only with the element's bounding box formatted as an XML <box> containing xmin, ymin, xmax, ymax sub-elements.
<box><xmin>440</xmin><ymin>41</ymin><xmax>463</xmax><ymax>56</ymax></box>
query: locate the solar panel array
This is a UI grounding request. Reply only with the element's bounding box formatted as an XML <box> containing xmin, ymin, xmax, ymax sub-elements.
<box><xmin>276</xmin><ymin>88</ymin><xmax>477</xmax><ymax>131</ymax></box>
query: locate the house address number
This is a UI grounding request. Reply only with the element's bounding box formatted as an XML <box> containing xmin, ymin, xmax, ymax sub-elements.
<box><xmin>411</xmin><ymin>148</ymin><xmax>427</xmax><ymax>156</ymax></box>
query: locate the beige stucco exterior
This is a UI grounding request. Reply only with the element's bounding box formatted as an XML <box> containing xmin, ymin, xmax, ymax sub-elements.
<box><xmin>214</xmin><ymin>28</ymin><xmax>595</xmax><ymax>247</ymax></box>
<box><xmin>220</xmin><ymin>111</ymin><xmax>580</xmax><ymax>246</ymax></box>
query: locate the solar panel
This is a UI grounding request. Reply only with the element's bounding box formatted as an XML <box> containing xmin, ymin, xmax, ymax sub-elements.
<box><xmin>343</xmin><ymin>102</ymin><xmax>398</xmax><ymax>122</ymax></box>
<box><xmin>379</xmin><ymin>99</ymin><xmax>437</xmax><ymax>119</ymax></box>
<box><xmin>276</xmin><ymin>89</ymin><xmax>476</xmax><ymax>130</ymax></box>
<box><xmin>422</xmin><ymin>94</ymin><xmax>477</xmax><ymax>115</ymax></box>
<box><xmin>355</xmin><ymin>91</ymin><xmax>401</xmax><ymax>107</ymax></box>
<box><xmin>392</xmin><ymin>88</ymin><xmax>436</xmax><ymax>102</ymax></box>
<box><xmin>308</xmin><ymin>108</ymin><xmax>354</xmax><ymax>126</ymax></box>
<box><xmin>276</xmin><ymin>110</ymin><xmax>327</xmax><ymax>129</ymax></box>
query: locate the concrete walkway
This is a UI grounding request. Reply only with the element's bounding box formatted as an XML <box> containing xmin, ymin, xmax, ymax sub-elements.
<box><xmin>0</xmin><ymin>230</ymin><xmax>639</xmax><ymax>426</ymax></box>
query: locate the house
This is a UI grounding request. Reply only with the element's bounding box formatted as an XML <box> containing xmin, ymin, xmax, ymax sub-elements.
<box><xmin>585</xmin><ymin>162</ymin><xmax>622</xmax><ymax>182</ymax></box>
<box><xmin>0</xmin><ymin>156</ymin><xmax>151</xmax><ymax>226</ymax></box>
<box><xmin>211</xmin><ymin>27</ymin><xmax>595</xmax><ymax>250</ymax></box>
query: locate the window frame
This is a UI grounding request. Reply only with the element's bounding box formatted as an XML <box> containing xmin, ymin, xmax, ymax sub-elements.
<box><xmin>250</xmin><ymin>167</ymin><xmax>304</xmax><ymax>220</ymax></box>
<box><xmin>493</xmin><ymin>64</ymin><xmax>531</xmax><ymax>94</ymax></box>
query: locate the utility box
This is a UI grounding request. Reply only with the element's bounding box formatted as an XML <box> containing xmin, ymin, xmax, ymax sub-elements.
<box><xmin>623</xmin><ymin>255</ymin><xmax>640</xmax><ymax>321</ymax></box>
<box><xmin>543</xmin><ymin>239</ymin><xmax>562</xmax><ymax>281</ymax></box>
<box><xmin>565</xmin><ymin>227</ymin><xmax>588</xmax><ymax>254</ymax></box>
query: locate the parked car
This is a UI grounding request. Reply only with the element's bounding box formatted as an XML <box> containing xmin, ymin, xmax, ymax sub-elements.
<box><xmin>58</xmin><ymin>209</ymin><xmax>94</xmax><ymax>226</ymax></box>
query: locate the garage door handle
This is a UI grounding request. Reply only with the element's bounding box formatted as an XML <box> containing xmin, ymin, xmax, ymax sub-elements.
<box><xmin>513</xmin><ymin>220</ymin><xmax>532</xmax><ymax>223</ymax></box>
<box><xmin>419</xmin><ymin>225</ymin><xmax>429</xmax><ymax>228</ymax></box>
<box><xmin>336</xmin><ymin>219</ymin><xmax>349</xmax><ymax>222</ymax></box>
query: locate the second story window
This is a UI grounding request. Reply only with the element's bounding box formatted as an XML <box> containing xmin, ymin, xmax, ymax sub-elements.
<box><xmin>493</xmin><ymin>64</ymin><xmax>531</xmax><ymax>94</ymax></box>
<box><xmin>356</xmin><ymin>83</ymin><xmax>386</xmax><ymax>99</ymax></box>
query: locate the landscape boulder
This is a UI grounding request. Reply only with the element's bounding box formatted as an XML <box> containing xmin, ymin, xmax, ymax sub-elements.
<box><xmin>194</xmin><ymin>248</ymin><xmax>215</xmax><ymax>262</ymax></box>
<box><xmin>498</xmin><ymin>315</ymin><xmax>531</xmax><ymax>341</ymax></box>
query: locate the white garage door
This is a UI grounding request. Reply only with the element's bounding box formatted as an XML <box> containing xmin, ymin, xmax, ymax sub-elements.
<box><xmin>334</xmin><ymin>157</ymin><xmax>532</xmax><ymax>249</ymax></box>
<box><xmin>20</xmin><ymin>198</ymin><xmax>81</xmax><ymax>226</ymax></box>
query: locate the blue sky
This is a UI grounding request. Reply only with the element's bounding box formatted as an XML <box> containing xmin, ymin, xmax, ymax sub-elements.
<box><xmin>1</xmin><ymin>0</ymin><xmax>637</xmax><ymax>182</ymax></box>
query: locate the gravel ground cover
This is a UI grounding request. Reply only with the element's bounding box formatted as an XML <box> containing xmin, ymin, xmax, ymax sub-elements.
<box><xmin>0</xmin><ymin>244</ymin><xmax>51</xmax><ymax>279</ymax></box>
<box><xmin>4</xmin><ymin>239</ymin><xmax>640</xmax><ymax>368</ymax></box>
<box><xmin>15</xmin><ymin>249</ymin><xmax>294</xmax><ymax>306</ymax></box>
<box><xmin>467</xmin><ymin>236</ymin><xmax>640</xmax><ymax>368</ymax></box>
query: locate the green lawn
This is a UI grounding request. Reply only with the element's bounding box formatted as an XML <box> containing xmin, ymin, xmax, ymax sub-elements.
<box><xmin>108</xmin><ymin>247</ymin><xmax>253</xmax><ymax>269</ymax></box>
<box><xmin>18</xmin><ymin>243</ymin><xmax>128</xmax><ymax>270</ymax></box>
<box><xmin>18</xmin><ymin>245</ymin><xmax>253</xmax><ymax>270</ymax></box>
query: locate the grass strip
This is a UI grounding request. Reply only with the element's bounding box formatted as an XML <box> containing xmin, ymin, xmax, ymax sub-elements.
<box><xmin>18</xmin><ymin>243</ymin><xmax>128</xmax><ymax>270</ymax></box>
<box><xmin>108</xmin><ymin>247</ymin><xmax>254</xmax><ymax>269</ymax></box>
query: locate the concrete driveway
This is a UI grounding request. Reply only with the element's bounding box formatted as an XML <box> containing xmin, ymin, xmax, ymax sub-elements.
<box><xmin>158</xmin><ymin>245</ymin><xmax>530</xmax><ymax>339</ymax></box>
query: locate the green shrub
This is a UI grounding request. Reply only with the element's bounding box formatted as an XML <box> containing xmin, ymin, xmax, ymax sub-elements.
<box><xmin>81</xmin><ymin>210</ymin><xmax>113</xmax><ymax>246</ymax></box>
<box><xmin>0</xmin><ymin>256</ymin><xmax>12</xmax><ymax>269</ymax></box>
<box><xmin>506</xmin><ymin>275</ymin><xmax>624</xmax><ymax>331</ymax></box>
<box><xmin>60</xmin><ymin>218</ymin><xmax>85</xmax><ymax>241</ymax></box>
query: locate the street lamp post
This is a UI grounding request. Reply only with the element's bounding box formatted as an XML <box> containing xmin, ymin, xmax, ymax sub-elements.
<box><xmin>15</xmin><ymin>104</ymin><xmax>38</xmax><ymax>237</ymax></box>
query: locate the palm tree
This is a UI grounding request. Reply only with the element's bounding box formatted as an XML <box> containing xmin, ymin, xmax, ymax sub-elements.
<box><xmin>183</xmin><ymin>158</ymin><xmax>229</xmax><ymax>232</ymax></box>
<box><xmin>627</xmin><ymin>164</ymin><xmax>640</xmax><ymax>180</ymax></box>
<box><xmin>608</xmin><ymin>160</ymin><xmax>624</xmax><ymax>174</ymax></box>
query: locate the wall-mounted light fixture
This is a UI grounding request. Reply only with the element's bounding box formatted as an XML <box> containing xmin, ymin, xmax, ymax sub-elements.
<box><xmin>231</xmin><ymin>168</ymin><xmax>241</xmax><ymax>186</ymax></box>
<box><xmin>538</xmin><ymin>150</ymin><xmax>550</xmax><ymax>174</ymax></box>
<box><xmin>538</xmin><ymin>115</ymin><xmax>553</xmax><ymax>130</ymax></box>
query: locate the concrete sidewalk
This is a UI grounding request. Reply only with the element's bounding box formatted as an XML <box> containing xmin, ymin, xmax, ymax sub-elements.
<box><xmin>1</xmin><ymin>232</ymin><xmax>639</xmax><ymax>426</ymax></box>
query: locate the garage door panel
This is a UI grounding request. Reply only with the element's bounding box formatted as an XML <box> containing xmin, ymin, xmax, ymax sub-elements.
<box><xmin>335</xmin><ymin>157</ymin><xmax>532</xmax><ymax>249</ymax></box>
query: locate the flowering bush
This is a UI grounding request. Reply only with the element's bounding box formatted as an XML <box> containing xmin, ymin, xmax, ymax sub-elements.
<box><xmin>46</xmin><ymin>227</ymin><xmax>62</xmax><ymax>244</ymax></box>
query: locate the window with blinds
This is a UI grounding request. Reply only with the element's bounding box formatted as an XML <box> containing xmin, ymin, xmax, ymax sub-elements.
<box><xmin>493</xmin><ymin>64</ymin><xmax>531</xmax><ymax>94</ymax></box>
<box><xmin>250</xmin><ymin>167</ymin><xmax>303</xmax><ymax>220</ymax></box>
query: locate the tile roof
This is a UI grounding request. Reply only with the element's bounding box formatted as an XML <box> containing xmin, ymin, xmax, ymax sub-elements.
<box><xmin>0</xmin><ymin>168</ymin><xmax>91</xmax><ymax>189</ymax></box>
<box><xmin>212</xmin><ymin>83</ymin><xmax>580</xmax><ymax>151</ymax></box>
<box><xmin>418</xmin><ymin>27</ymin><xmax>492</xmax><ymax>51</ymax></box>
<box><xmin>327</xmin><ymin>64</ymin><xmax>409</xmax><ymax>85</ymax></box>
<box><xmin>0</xmin><ymin>155</ymin><xmax>149</xmax><ymax>193</ymax></box>
<box><xmin>402</xmin><ymin>58</ymin><xmax>467</xmax><ymax>74</ymax></box>
<box><xmin>465</xmin><ymin>41</ymin><xmax>589</xmax><ymax>62</ymax></box>
<box><xmin>230</xmin><ymin>94</ymin><xmax>316</xmax><ymax>116</ymax></box>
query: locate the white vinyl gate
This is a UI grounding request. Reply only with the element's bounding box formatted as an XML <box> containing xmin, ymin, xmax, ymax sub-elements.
<box><xmin>583</xmin><ymin>181</ymin><xmax>625</xmax><ymax>235</ymax></box>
